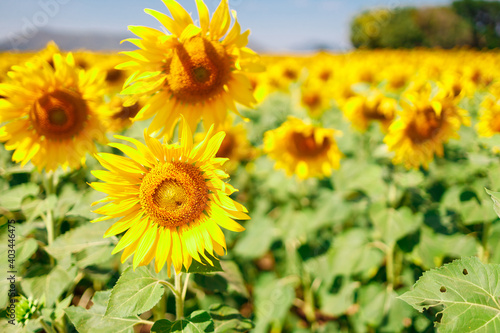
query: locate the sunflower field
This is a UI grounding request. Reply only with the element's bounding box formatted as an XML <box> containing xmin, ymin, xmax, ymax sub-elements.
<box><xmin>1</xmin><ymin>1</ymin><xmax>500</xmax><ymax>333</ymax></box>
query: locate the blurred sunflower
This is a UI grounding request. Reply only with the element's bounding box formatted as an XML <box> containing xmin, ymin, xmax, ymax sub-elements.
<box><xmin>264</xmin><ymin>117</ymin><xmax>342</xmax><ymax>179</ymax></box>
<box><xmin>300</xmin><ymin>81</ymin><xmax>332</xmax><ymax>118</ymax></box>
<box><xmin>118</xmin><ymin>0</ymin><xmax>262</xmax><ymax>136</ymax></box>
<box><xmin>476</xmin><ymin>96</ymin><xmax>500</xmax><ymax>137</ymax></box>
<box><xmin>384</xmin><ymin>85</ymin><xmax>469</xmax><ymax>169</ymax></box>
<box><xmin>343</xmin><ymin>90</ymin><xmax>396</xmax><ymax>132</ymax></box>
<box><xmin>100</xmin><ymin>95</ymin><xmax>144</xmax><ymax>133</ymax></box>
<box><xmin>0</xmin><ymin>51</ymin><xmax>107</xmax><ymax>172</ymax></box>
<box><xmin>195</xmin><ymin>117</ymin><xmax>256</xmax><ymax>173</ymax></box>
<box><xmin>90</xmin><ymin>119</ymin><xmax>249</xmax><ymax>275</ymax></box>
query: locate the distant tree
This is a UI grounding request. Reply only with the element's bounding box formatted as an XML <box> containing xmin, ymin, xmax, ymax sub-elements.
<box><xmin>415</xmin><ymin>7</ymin><xmax>473</xmax><ymax>48</ymax></box>
<box><xmin>350</xmin><ymin>9</ymin><xmax>392</xmax><ymax>49</ymax></box>
<box><xmin>452</xmin><ymin>0</ymin><xmax>500</xmax><ymax>48</ymax></box>
<box><xmin>378</xmin><ymin>8</ymin><xmax>425</xmax><ymax>49</ymax></box>
<box><xmin>350</xmin><ymin>2</ymin><xmax>493</xmax><ymax>49</ymax></box>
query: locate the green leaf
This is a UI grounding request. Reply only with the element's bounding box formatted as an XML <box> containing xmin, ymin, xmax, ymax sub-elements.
<box><xmin>105</xmin><ymin>266</ymin><xmax>164</xmax><ymax>317</ymax></box>
<box><xmin>151</xmin><ymin>310</ymin><xmax>214</xmax><ymax>333</ymax></box>
<box><xmin>304</xmin><ymin>229</ymin><xmax>384</xmax><ymax>284</ymax></box>
<box><xmin>233</xmin><ymin>215</ymin><xmax>274</xmax><ymax>260</ymax></box>
<box><xmin>45</xmin><ymin>221</ymin><xmax>114</xmax><ymax>259</ymax></box>
<box><xmin>66</xmin><ymin>189</ymin><xmax>105</xmax><ymax>220</ymax></box>
<box><xmin>398</xmin><ymin>256</ymin><xmax>500</xmax><ymax>333</ymax></box>
<box><xmin>319</xmin><ymin>280</ymin><xmax>359</xmax><ymax>317</ymax></box>
<box><xmin>16</xmin><ymin>238</ymin><xmax>38</xmax><ymax>265</ymax></box>
<box><xmin>65</xmin><ymin>290</ymin><xmax>143</xmax><ymax>333</ymax></box>
<box><xmin>194</xmin><ymin>261</ymin><xmax>249</xmax><ymax>297</ymax></box>
<box><xmin>21</xmin><ymin>264</ymin><xmax>77</xmax><ymax>307</ymax></box>
<box><xmin>209</xmin><ymin>304</ymin><xmax>254</xmax><ymax>332</ymax></box>
<box><xmin>0</xmin><ymin>183</ymin><xmax>39</xmax><ymax>211</ymax></box>
<box><xmin>252</xmin><ymin>273</ymin><xmax>295</xmax><ymax>333</ymax></box>
<box><xmin>485</xmin><ymin>188</ymin><xmax>500</xmax><ymax>219</ymax></box>
<box><xmin>74</xmin><ymin>244</ymin><xmax>115</xmax><ymax>268</ymax></box>
<box><xmin>410</xmin><ymin>227</ymin><xmax>477</xmax><ymax>269</ymax></box>
<box><xmin>369</xmin><ymin>204</ymin><xmax>422</xmax><ymax>244</ymax></box>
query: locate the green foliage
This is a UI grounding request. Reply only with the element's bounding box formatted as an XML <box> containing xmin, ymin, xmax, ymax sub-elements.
<box><xmin>351</xmin><ymin>5</ymin><xmax>476</xmax><ymax>49</ymax></box>
<box><xmin>151</xmin><ymin>310</ymin><xmax>214</xmax><ymax>333</ymax></box>
<box><xmin>65</xmin><ymin>291</ymin><xmax>145</xmax><ymax>333</ymax></box>
<box><xmin>209</xmin><ymin>304</ymin><xmax>254</xmax><ymax>332</ymax></box>
<box><xmin>105</xmin><ymin>266</ymin><xmax>165</xmax><ymax>317</ymax></box>
<box><xmin>452</xmin><ymin>0</ymin><xmax>500</xmax><ymax>49</ymax></box>
<box><xmin>399</xmin><ymin>257</ymin><xmax>500</xmax><ymax>332</ymax></box>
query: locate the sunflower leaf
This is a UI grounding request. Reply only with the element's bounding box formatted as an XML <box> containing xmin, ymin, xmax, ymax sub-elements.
<box><xmin>485</xmin><ymin>188</ymin><xmax>500</xmax><ymax>218</ymax></box>
<box><xmin>105</xmin><ymin>266</ymin><xmax>165</xmax><ymax>318</ymax></box>
<box><xmin>66</xmin><ymin>290</ymin><xmax>143</xmax><ymax>333</ymax></box>
<box><xmin>151</xmin><ymin>310</ymin><xmax>214</xmax><ymax>333</ymax></box>
<box><xmin>398</xmin><ymin>256</ymin><xmax>500</xmax><ymax>332</ymax></box>
<box><xmin>45</xmin><ymin>221</ymin><xmax>114</xmax><ymax>259</ymax></box>
<box><xmin>209</xmin><ymin>304</ymin><xmax>254</xmax><ymax>332</ymax></box>
<box><xmin>0</xmin><ymin>183</ymin><xmax>39</xmax><ymax>211</ymax></box>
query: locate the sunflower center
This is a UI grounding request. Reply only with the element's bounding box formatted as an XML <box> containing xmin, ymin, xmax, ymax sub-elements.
<box><xmin>106</xmin><ymin>68</ymin><xmax>124</xmax><ymax>84</ymax></box>
<box><xmin>30</xmin><ymin>90</ymin><xmax>88</xmax><ymax>140</ymax></box>
<box><xmin>491</xmin><ymin>115</ymin><xmax>500</xmax><ymax>133</ymax></box>
<box><xmin>112</xmin><ymin>102</ymin><xmax>141</xmax><ymax>121</ymax></box>
<box><xmin>303</xmin><ymin>93</ymin><xmax>321</xmax><ymax>109</ymax></box>
<box><xmin>153</xmin><ymin>180</ymin><xmax>188</xmax><ymax>210</ymax></box>
<box><xmin>319</xmin><ymin>70</ymin><xmax>332</xmax><ymax>82</ymax></box>
<box><xmin>406</xmin><ymin>106</ymin><xmax>443</xmax><ymax>144</ymax></box>
<box><xmin>216</xmin><ymin>133</ymin><xmax>235</xmax><ymax>158</ymax></box>
<box><xmin>289</xmin><ymin>131</ymin><xmax>331</xmax><ymax>158</ymax></box>
<box><xmin>140</xmin><ymin>162</ymin><xmax>208</xmax><ymax>228</ymax></box>
<box><xmin>283</xmin><ymin>68</ymin><xmax>298</xmax><ymax>80</ymax></box>
<box><xmin>166</xmin><ymin>36</ymin><xmax>232</xmax><ymax>104</ymax></box>
<box><xmin>363</xmin><ymin>101</ymin><xmax>390</xmax><ymax>121</ymax></box>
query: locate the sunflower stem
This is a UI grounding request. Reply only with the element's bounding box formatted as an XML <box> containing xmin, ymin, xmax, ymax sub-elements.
<box><xmin>39</xmin><ymin>318</ymin><xmax>56</xmax><ymax>333</ymax></box>
<box><xmin>159</xmin><ymin>280</ymin><xmax>178</xmax><ymax>296</ymax></box>
<box><xmin>182</xmin><ymin>273</ymin><xmax>190</xmax><ymax>301</ymax></box>
<box><xmin>42</xmin><ymin>172</ymin><xmax>56</xmax><ymax>266</ymax></box>
<box><xmin>480</xmin><ymin>220</ymin><xmax>492</xmax><ymax>263</ymax></box>
<box><xmin>174</xmin><ymin>272</ymin><xmax>184</xmax><ymax>320</ymax></box>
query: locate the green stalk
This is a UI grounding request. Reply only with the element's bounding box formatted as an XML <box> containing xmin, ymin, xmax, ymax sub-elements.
<box><xmin>481</xmin><ymin>220</ymin><xmax>492</xmax><ymax>263</ymax></box>
<box><xmin>42</xmin><ymin>172</ymin><xmax>56</xmax><ymax>266</ymax></box>
<box><xmin>174</xmin><ymin>272</ymin><xmax>184</xmax><ymax>320</ymax></box>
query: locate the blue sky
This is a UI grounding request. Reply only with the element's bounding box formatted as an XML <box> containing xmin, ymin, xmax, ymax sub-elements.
<box><xmin>0</xmin><ymin>0</ymin><xmax>452</xmax><ymax>51</ymax></box>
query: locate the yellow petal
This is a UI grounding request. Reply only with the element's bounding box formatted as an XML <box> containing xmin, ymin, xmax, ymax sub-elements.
<box><xmin>210</xmin><ymin>0</ymin><xmax>230</xmax><ymax>39</ymax></box>
<box><xmin>155</xmin><ymin>227</ymin><xmax>172</xmax><ymax>273</ymax></box>
<box><xmin>104</xmin><ymin>211</ymin><xmax>144</xmax><ymax>238</ymax></box>
<box><xmin>196</xmin><ymin>0</ymin><xmax>210</xmax><ymax>33</ymax></box>
<box><xmin>208</xmin><ymin>204</ymin><xmax>245</xmax><ymax>232</ymax></box>
<box><xmin>96</xmin><ymin>153</ymin><xmax>147</xmax><ymax>174</ymax></box>
<box><xmin>162</xmin><ymin>0</ymin><xmax>193</xmax><ymax>32</ymax></box>
<box><xmin>108</xmin><ymin>142</ymin><xmax>155</xmax><ymax>168</ymax></box>
<box><xmin>144</xmin><ymin>8</ymin><xmax>184</xmax><ymax>36</ymax></box>
<box><xmin>112</xmin><ymin>219</ymin><xmax>149</xmax><ymax>255</ymax></box>
<box><xmin>133</xmin><ymin>224</ymin><xmax>158</xmax><ymax>269</ymax></box>
<box><xmin>171</xmin><ymin>229</ymin><xmax>183</xmax><ymax>274</ymax></box>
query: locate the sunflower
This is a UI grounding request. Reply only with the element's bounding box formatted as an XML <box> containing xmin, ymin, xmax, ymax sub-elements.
<box><xmin>89</xmin><ymin>119</ymin><xmax>249</xmax><ymax>275</ymax></box>
<box><xmin>263</xmin><ymin>117</ymin><xmax>342</xmax><ymax>179</ymax></box>
<box><xmin>195</xmin><ymin>116</ymin><xmax>256</xmax><ymax>173</ymax></box>
<box><xmin>300</xmin><ymin>80</ymin><xmax>332</xmax><ymax>118</ymax></box>
<box><xmin>0</xmin><ymin>51</ymin><xmax>107</xmax><ymax>172</ymax></box>
<box><xmin>384</xmin><ymin>84</ymin><xmax>469</xmax><ymax>169</ymax></box>
<box><xmin>118</xmin><ymin>0</ymin><xmax>262</xmax><ymax>136</ymax></box>
<box><xmin>476</xmin><ymin>95</ymin><xmax>500</xmax><ymax>137</ymax></box>
<box><xmin>100</xmin><ymin>95</ymin><xmax>144</xmax><ymax>133</ymax></box>
<box><xmin>342</xmin><ymin>90</ymin><xmax>396</xmax><ymax>133</ymax></box>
